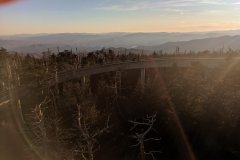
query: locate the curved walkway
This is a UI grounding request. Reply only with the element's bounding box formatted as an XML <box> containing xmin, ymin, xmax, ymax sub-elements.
<box><xmin>44</xmin><ymin>57</ymin><xmax>230</xmax><ymax>86</ymax></box>
<box><xmin>0</xmin><ymin>57</ymin><xmax>237</xmax><ymax>106</ymax></box>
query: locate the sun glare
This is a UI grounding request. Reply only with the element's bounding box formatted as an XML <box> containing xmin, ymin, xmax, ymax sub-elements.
<box><xmin>0</xmin><ymin>0</ymin><xmax>18</xmax><ymax>5</ymax></box>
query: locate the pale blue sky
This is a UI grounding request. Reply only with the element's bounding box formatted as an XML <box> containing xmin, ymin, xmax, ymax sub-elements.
<box><xmin>1</xmin><ymin>0</ymin><xmax>240</xmax><ymax>35</ymax></box>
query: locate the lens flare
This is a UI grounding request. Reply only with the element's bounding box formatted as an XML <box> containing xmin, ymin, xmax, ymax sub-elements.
<box><xmin>0</xmin><ymin>0</ymin><xmax>18</xmax><ymax>5</ymax></box>
<box><xmin>148</xmin><ymin>59</ymin><xmax>196</xmax><ymax>160</ymax></box>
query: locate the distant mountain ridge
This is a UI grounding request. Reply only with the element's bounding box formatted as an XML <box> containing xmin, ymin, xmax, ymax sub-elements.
<box><xmin>138</xmin><ymin>35</ymin><xmax>240</xmax><ymax>53</ymax></box>
<box><xmin>1</xmin><ymin>30</ymin><xmax>240</xmax><ymax>53</ymax></box>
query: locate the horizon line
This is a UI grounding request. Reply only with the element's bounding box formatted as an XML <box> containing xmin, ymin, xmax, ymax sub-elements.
<box><xmin>1</xmin><ymin>28</ymin><xmax>240</xmax><ymax>36</ymax></box>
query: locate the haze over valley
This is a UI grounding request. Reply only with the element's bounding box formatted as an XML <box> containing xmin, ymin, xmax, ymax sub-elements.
<box><xmin>2</xmin><ymin>30</ymin><xmax>240</xmax><ymax>54</ymax></box>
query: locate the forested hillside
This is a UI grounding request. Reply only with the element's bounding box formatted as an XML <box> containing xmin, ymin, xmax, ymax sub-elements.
<box><xmin>1</xmin><ymin>48</ymin><xmax>240</xmax><ymax>160</ymax></box>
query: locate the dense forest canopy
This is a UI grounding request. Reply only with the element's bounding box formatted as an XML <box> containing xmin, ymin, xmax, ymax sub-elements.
<box><xmin>1</xmin><ymin>48</ymin><xmax>240</xmax><ymax>160</ymax></box>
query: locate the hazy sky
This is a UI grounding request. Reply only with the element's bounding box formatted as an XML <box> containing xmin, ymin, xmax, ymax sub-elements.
<box><xmin>1</xmin><ymin>0</ymin><xmax>240</xmax><ymax>35</ymax></box>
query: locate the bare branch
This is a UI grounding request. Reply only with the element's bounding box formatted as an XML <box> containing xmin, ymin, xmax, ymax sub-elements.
<box><xmin>144</xmin><ymin>138</ymin><xmax>162</xmax><ymax>142</ymax></box>
<box><xmin>129</xmin><ymin>113</ymin><xmax>161</xmax><ymax>160</ymax></box>
<box><xmin>145</xmin><ymin>151</ymin><xmax>162</xmax><ymax>160</ymax></box>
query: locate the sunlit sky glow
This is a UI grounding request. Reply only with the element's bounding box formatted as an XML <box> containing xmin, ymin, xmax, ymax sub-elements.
<box><xmin>1</xmin><ymin>0</ymin><xmax>240</xmax><ymax>35</ymax></box>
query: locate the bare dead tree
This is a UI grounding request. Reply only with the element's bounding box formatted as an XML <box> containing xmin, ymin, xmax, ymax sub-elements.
<box><xmin>74</xmin><ymin>52</ymin><xmax>82</xmax><ymax>70</ymax></box>
<box><xmin>28</xmin><ymin>96</ymin><xmax>50</xmax><ymax>158</ymax></box>
<box><xmin>129</xmin><ymin>113</ymin><xmax>161</xmax><ymax>160</ymax></box>
<box><xmin>75</xmin><ymin>104</ymin><xmax>110</xmax><ymax>160</ymax></box>
<box><xmin>28</xmin><ymin>93</ymin><xmax>71</xmax><ymax>160</ymax></box>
